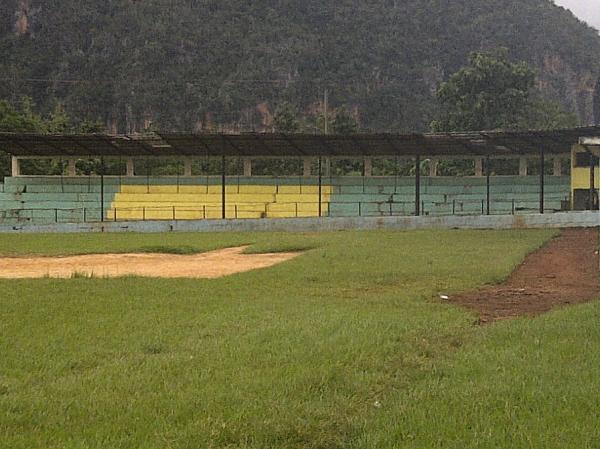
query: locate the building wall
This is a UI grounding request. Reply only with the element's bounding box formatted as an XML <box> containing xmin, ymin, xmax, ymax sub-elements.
<box><xmin>571</xmin><ymin>145</ymin><xmax>600</xmax><ymax>210</ymax></box>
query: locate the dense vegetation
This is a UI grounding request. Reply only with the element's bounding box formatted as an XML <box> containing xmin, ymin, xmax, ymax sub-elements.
<box><xmin>2</xmin><ymin>49</ymin><xmax>578</xmax><ymax>179</ymax></box>
<box><xmin>1</xmin><ymin>0</ymin><xmax>599</xmax><ymax>133</ymax></box>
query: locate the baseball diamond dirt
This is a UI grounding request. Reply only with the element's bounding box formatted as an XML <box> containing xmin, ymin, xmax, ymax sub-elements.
<box><xmin>0</xmin><ymin>246</ymin><xmax>300</xmax><ymax>279</ymax></box>
<box><xmin>451</xmin><ymin>228</ymin><xmax>600</xmax><ymax>323</ymax></box>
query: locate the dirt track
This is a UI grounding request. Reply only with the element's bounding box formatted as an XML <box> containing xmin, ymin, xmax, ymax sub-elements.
<box><xmin>0</xmin><ymin>246</ymin><xmax>300</xmax><ymax>279</ymax></box>
<box><xmin>451</xmin><ymin>228</ymin><xmax>600</xmax><ymax>323</ymax></box>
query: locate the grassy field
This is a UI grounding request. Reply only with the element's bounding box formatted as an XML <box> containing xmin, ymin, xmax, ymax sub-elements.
<box><xmin>1</xmin><ymin>229</ymin><xmax>599</xmax><ymax>448</ymax></box>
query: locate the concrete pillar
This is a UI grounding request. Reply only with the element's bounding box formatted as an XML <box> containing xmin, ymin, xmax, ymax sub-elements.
<box><xmin>519</xmin><ymin>157</ymin><xmax>528</xmax><ymax>176</ymax></box>
<box><xmin>11</xmin><ymin>156</ymin><xmax>20</xmax><ymax>177</ymax></box>
<box><xmin>429</xmin><ymin>158</ymin><xmax>439</xmax><ymax>177</ymax></box>
<box><xmin>243</xmin><ymin>158</ymin><xmax>252</xmax><ymax>177</ymax></box>
<box><xmin>553</xmin><ymin>157</ymin><xmax>562</xmax><ymax>176</ymax></box>
<box><xmin>184</xmin><ymin>158</ymin><xmax>192</xmax><ymax>177</ymax></box>
<box><xmin>303</xmin><ymin>158</ymin><xmax>312</xmax><ymax>177</ymax></box>
<box><xmin>126</xmin><ymin>158</ymin><xmax>135</xmax><ymax>177</ymax></box>
<box><xmin>475</xmin><ymin>158</ymin><xmax>484</xmax><ymax>177</ymax></box>
<box><xmin>324</xmin><ymin>158</ymin><xmax>331</xmax><ymax>176</ymax></box>
<box><xmin>364</xmin><ymin>158</ymin><xmax>372</xmax><ymax>177</ymax></box>
<box><xmin>67</xmin><ymin>159</ymin><xmax>77</xmax><ymax>177</ymax></box>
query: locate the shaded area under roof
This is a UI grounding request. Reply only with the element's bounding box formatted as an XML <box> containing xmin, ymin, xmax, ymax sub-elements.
<box><xmin>1</xmin><ymin>126</ymin><xmax>600</xmax><ymax>158</ymax></box>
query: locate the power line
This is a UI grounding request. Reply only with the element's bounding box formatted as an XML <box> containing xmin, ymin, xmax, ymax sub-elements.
<box><xmin>0</xmin><ymin>77</ymin><xmax>389</xmax><ymax>88</ymax></box>
<box><xmin>0</xmin><ymin>77</ymin><xmax>292</xmax><ymax>85</ymax></box>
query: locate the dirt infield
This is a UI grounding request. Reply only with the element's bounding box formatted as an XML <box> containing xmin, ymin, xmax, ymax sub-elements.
<box><xmin>451</xmin><ymin>228</ymin><xmax>600</xmax><ymax>323</ymax></box>
<box><xmin>0</xmin><ymin>246</ymin><xmax>300</xmax><ymax>279</ymax></box>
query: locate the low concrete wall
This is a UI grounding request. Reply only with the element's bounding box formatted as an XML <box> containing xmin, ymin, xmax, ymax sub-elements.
<box><xmin>0</xmin><ymin>212</ymin><xmax>598</xmax><ymax>234</ymax></box>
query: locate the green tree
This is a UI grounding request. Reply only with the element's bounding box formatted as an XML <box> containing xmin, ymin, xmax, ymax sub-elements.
<box><xmin>432</xmin><ymin>50</ymin><xmax>577</xmax><ymax>132</ymax></box>
<box><xmin>524</xmin><ymin>95</ymin><xmax>578</xmax><ymax>129</ymax></box>
<box><xmin>45</xmin><ymin>103</ymin><xmax>71</xmax><ymax>133</ymax></box>
<box><xmin>432</xmin><ymin>50</ymin><xmax>535</xmax><ymax>131</ymax></box>
<box><xmin>77</xmin><ymin>120</ymin><xmax>106</xmax><ymax>133</ymax></box>
<box><xmin>0</xmin><ymin>99</ymin><xmax>107</xmax><ymax>179</ymax></box>
<box><xmin>0</xmin><ymin>100</ymin><xmax>42</xmax><ymax>180</ymax></box>
<box><xmin>0</xmin><ymin>100</ymin><xmax>40</xmax><ymax>132</ymax></box>
<box><xmin>273</xmin><ymin>103</ymin><xmax>300</xmax><ymax>133</ymax></box>
<box><xmin>431</xmin><ymin>50</ymin><xmax>578</xmax><ymax>176</ymax></box>
<box><xmin>331</xmin><ymin>107</ymin><xmax>358</xmax><ymax>134</ymax></box>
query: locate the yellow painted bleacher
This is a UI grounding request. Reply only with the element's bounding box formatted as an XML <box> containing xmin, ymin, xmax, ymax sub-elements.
<box><xmin>108</xmin><ymin>185</ymin><xmax>331</xmax><ymax>220</ymax></box>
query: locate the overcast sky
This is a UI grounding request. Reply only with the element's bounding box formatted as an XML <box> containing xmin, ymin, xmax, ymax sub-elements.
<box><xmin>554</xmin><ymin>0</ymin><xmax>600</xmax><ymax>31</ymax></box>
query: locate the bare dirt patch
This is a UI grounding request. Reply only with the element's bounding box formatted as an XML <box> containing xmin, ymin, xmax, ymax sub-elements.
<box><xmin>451</xmin><ymin>228</ymin><xmax>600</xmax><ymax>324</ymax></box>
<box><xmin>0</xmin><ymin>246</ymin><xmax>300</xmax><ymax>279</ymax></box>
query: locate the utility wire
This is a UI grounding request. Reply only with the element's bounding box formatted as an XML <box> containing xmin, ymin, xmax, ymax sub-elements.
<box><xmin>0</xmin><ymin>77</ymin><xmax>397</xmax><ymax>88</ymax></box>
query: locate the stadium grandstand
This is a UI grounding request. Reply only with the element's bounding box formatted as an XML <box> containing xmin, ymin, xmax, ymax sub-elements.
<box><xmin>0</xmin><ymin>127</ymin><xmax>599</xmax><ymax>224</ymax></box>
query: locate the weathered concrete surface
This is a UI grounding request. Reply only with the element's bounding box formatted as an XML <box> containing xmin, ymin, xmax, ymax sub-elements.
<box><xmin>0</xmin><ymin>212</ymin><xmax>598</xmax><ymax>234</ymax></box>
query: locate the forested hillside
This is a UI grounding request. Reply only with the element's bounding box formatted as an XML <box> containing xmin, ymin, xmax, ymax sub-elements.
<box><xmin>1</xmin><ymin>0</ymin><xmax>599</xmax><ymax>133</ymax></box>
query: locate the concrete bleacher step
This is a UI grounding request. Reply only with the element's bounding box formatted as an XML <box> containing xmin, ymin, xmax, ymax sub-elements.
<box><xmin>266</xmin><ymin>211</ymin><xmax>322</xmax><ymax>218</ymax></box>
<box><xmin>107</xmin><ymin>207</ymin><xmax>267</xmax><ymax>220</ymax></box>
<box><xmin>18</xmin><ymin>193</ymin><xmax>92</xmax><ymax>202</ymax></box>
<box><xmin>0</xmin><ymin>202</ymin><xmax>107</xmax><ymax>210</ymax></box>
<box><xmin>443</xmin><ymin>193</ymin><xmax>567</xmax><ymax>202</ymax></box>
<box><xmin>0</xmin><ymin>193</ymin><xmax>108</xmax><ymax>204</ymax></box>
<box><xmin>115</xmin><ymin>184</ymin><xmax>328</xmax><ymax>195</ymax></box>
<box><xmin>333</xmin><ymin>193</ymin><xmax>392</xmax><ymax>203</ymax></box>
<box><xmin>1</xmin><ymin>185</ymin><xmax>26</xmax><ymax>193</ymax></box>
<box><xmin>114</xmin><ymin>193</ymin><xmax>277</xmax><ymax>203</ymax></box>
<box><xmin>24</xmin><ymin>184</ymin><xmax>119</xmax><ymax>194</ymax></box>
<box><xmin>393</xmin><ymin>193</ymin><xmax>446</xmax><ymax>203</ymax></box>
<box><xmin>329</xmin><ymin>203</ymin><xmax>360</xmax><ymax>217</ymax></box>
<box><xmin>267</xmin><ymin>203</ymin><xmax>321</xmax><ymax>212</ymax></box>
<box><xmin>113</xmin><ymin>201</ymin><xmax>269</xmax><ymax>208</ymax></box>
<box><xmin>275</xmin><ymin>193</ymin><xmax>327</xmax><ymax>204</ymax></box>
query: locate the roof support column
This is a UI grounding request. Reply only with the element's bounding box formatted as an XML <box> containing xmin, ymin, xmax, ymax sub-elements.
<box><xmin>475</xmin><ymin>158</ymin><xmax>484</xmax><ymax>177</ymax></box>
<box><xmin>67</xmin><ymin>159</ymin><xmax>77</xmax><ymax>177</ymax></box>
<box><xmin>486</xmin><ymin>156</ymin><xmax>491</xmax><ymax>215</ymax></box>
<box><xmin>100</xmin><ymin>157</ymin><xmax>105</xmax><ymax>223</ymax></box>
<box><xmin>590</xmin><ymin>152</ymin><xmax>598</xmax><ymax>210</ymax></box>
<box><xmin>221</xmin><ymin>155</ymin><xmax>226</xmax><ymax>220</ymax></box>
<box><xmin>429</xmin><ymin>158</ymin><xmax>439</xmax><ymax>177</ymax></box>
<box><xmin>243</xmin><ymin>158</ymin><xmax>252</xmax><ymax>177</ymax></box>
<box><xmin>126</xmin><ymin>158</ymin><xmax>135</xmax><ymax>177</ymax></box>
<box><xmin>184</xmin><ymin>158</ymin><xmax>192</xmax><ymax>177</ymax></box>
<box><xmin>318</xmin><ymin>156</ymin><xmax>322</xmax><ymax>217</ymax></box>
<box><xmin>539</xmin><ymin>148</ymin><xmax>545</xmax><ymax>214</ymax></box>
<box><xmin>11</xmin><ymin>156</ymin><xmax>20</xmax><ymax>177</ymax></box>
<box><xmin>519</xmin><ymin>157</ymin><xmax>528</xmax><ymax>176</ymax></box>
<box><xmin>553</xmin><ymin>157</ymin><xmax>562</xmax><ymax>177</ymax></box>
<box><xmin>324</xmin><ymin>157</ymin><xmax>331</xmax><ymax>177</ymax></box>
<box><xmin>303</xmin><ymin>158</ymin><xmax>312</xmax><ymax>177</ymax></box>
<box><xmin>415</xmin><ymin>154</ymin><xmax>421</xmax><ymax>216</ymax></box>
<box><xmin>363</xmin><ymin>158</ymin><xmax>372</xmax><ymax>177</ymax></box>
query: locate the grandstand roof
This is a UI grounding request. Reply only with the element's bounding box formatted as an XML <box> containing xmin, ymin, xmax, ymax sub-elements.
<box><xmin>1</xmin><ymin>126</ymin><xmax>599</xmax><ymax>158</ymax></box>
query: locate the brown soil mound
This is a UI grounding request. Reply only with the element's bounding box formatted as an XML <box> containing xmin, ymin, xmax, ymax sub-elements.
<box><xmin>0</xmin><ymin>246</ymin><xmax>300</xmax><ymax>279</ymax></box>
<box><xmin>450</xmin><ymin>228</ymin><xmax>600</xmax><ymax>324</ymax></box>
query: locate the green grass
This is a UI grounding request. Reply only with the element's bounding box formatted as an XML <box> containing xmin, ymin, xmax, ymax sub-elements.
<box><xmin>0</xmin><ymin>232</ymin><xmax>320</xmax><ymax>257</ymax></box>
<box><xmin>1</xmin><ymin>228</ymin><xmax>599</xmax><ymax>448</ymax></box>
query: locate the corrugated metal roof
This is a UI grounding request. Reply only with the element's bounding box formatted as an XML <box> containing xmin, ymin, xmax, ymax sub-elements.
<box><xmin>1</xmin><ymin>126</ymin><xmax>599</xmax><ymax>158</ymax></box>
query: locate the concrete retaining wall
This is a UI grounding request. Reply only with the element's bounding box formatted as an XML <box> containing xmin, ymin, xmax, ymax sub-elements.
<box><xmin>0</xmin><ymin>212</ymin><xmax>597</xmax><ymax>234</ymax></box>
